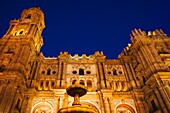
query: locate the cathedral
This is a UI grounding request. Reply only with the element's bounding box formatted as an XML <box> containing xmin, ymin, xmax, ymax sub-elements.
<box><xmin>0</xmin><ymin>7</ymin><xmax>170</xmax><ymax>113</ymax></box>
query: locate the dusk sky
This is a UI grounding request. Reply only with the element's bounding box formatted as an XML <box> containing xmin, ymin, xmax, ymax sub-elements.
<box><xmin>0</xmin><ymin>0</ymin><xmax>170</xmax><ymax>59</ymax></box>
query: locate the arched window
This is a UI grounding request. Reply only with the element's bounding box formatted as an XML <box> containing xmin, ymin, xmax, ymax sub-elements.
<box><xmin>47</xmin><ymin>69</ymin><xmax>51</xmax><ymax>75</ymax></box>
<box><xmin>79</xmin><ymin>102</ymin><xmax>100</xmax><ymax>113</ymax></box>
<box><xmin>32</xmin><ymin>103</ymin><xmax>53</xmax><ymax>113</ymax></box>
<box><xmin>87</xmin><ymin>80</ymin><xmax>92</xmax><ymax>91</ymax></box>
<box><xmin>113</xmin><ymin>69</ymin><xmax>117</xmax><ymax>75</ymax></box>
<box><xmin>72</xmin><ymin>80</ymin><xmax>77</xmax><ymax>84</ymax></box>
<box><xmin>79</xmin><ymin>68</ymin><xmax>84</xmax><ymax>75</ymax></box>
<box><xmin>122</xmin><ymin>82</ymin><xmax>127</xmax><ymax>91</ymax></box>
<box><xmin>51</xmin><ymin>81</ymin><xmax>55</xmax><ymax>89</ymax></box>
<box><xmin>116</xmin><ymin>82</ymin><xmax>120</xmax><ymax>91</ymax></box>
<box><xmin>116</xmin><ymin>104</ymin><xmax>136</xmax><ymax>113</ymax></box>
<box><xmin>46</xmin><ymin>81</ymin><xmax>49</xmax><ymax>87</ymax></box>
<box><xmin>79</xmin><ymin>80</ymin><xmax>85</xmax><ymax>85</ymax></box>
<box><xmin>26</xmin><ymin>14</ymin><xmax>31</xmax><ymax>19</ymax></box>
<box><xmin>40</xmin><ymin>81</ymin><xmax>43</xmax><ymax>89</ymax></box>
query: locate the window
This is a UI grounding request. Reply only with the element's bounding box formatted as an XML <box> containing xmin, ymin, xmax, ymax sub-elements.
<box><xmin>79</xmin><ymin>68</ymin><xmax>84</xmax><ymax>75</ymax></box>
<box><xmin>72</xmin><ymin>70</ymin><xmax>77</xmax><ymax>74</ymax></box>
<box><xmin>87</xmin><ymin>80</ymin><xmax>92</xmax><ymax>91</ymax></box>
<box><xmin>47</xmin><ymin>69</ymin><xmax>51</xmax><ymax>75</ymax></box>
<box><xmin>107</xmin><ymin>71</ymin><xmax>111</xmax><ymax>75</ymax></box>
<box><xmin>16</xmin><ymin>99</ymin><xmax>21</xmax><ymax>111</ymax></box>
<box><xmin>19</xmin><ymin>31</ymin><xmax>23</xmax><ymax>35</ymax></box>
<box><xmin>72</xmin><ymin>80</ymin><xmax>77</xmax><ymax>84</ymax></box>
<box><xmin>26</xmin><ymin>14</ymin><xmax>31</xmax><ymax>19</ymax></box>
<box><xmin>16</xmin><ymin>29</ymin><xmax>24</xmax><ymax>36</ymax></box>
<box><xmin>86</xmin><ymin>70</ymin><xmax>91</xmax><ymax>74</ymax></box>
<box><xmin>46</xmin><ymin>81</ymin><xmax>49</xmax><ymax>87</ymax></box>
<box><xmin>41</xmin><ymin>71</ymin><xmax>45</xmax><ymax>74</ymax></box>
<box><xmin>52</xmin><ymin>71</ymin><xmax>56</xmax><ymax>74</ymax></box>
<box><xmin>0</xmin><ymin>65</ymin><xmax>5</xmax><ymax>72</ymax></box>
<box><xmin>40</xmin><ymin>81</ymin><xmax>43</xmax><ymax>88</ymax></box>
<box><xmin>80</xmin><ymin>80</ymin><xmax>85</xmax><ymax>85</ymax></box>
<box><xmin>142</xmin><ymin>76</ymin><xmax>146</xmax><ymax>84</ymax></box>
<box><xmin>151</xmin><ymin>100</ymin><xmax>157</xmax><ymax>112</ymax></box>
<box><xmin>113</xmin><ymin>69</ymin><xmax>117</xmax><ymax>75</ymax></box>
<box><xmin>51</xmin><ymin>81</ymin><xmax>55</xmax><ymax>88</ymax></box>
<box><xmin>118</xmin><ymin>71</ymin><xmax>123</xmax><ymax>75</ymax></box>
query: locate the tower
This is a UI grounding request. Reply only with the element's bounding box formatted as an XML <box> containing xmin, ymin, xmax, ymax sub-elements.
<box><xmin>0</xmin><ymin>7</ymin><xmax>45</xmax><ymax>112</ymax></box>
<box><xmin>119</xmin><ymin>29</ymin><xmax>170</xmax><ymax>112</ymax></box>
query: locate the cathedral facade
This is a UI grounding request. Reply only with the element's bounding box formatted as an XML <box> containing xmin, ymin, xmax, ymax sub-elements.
<box><xmin>0</xmin><ymin>7</ymin><xmax>169</xmax><ymax>113</ymax></box>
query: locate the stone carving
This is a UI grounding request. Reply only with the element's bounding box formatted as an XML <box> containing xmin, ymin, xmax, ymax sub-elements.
<box><xmin>105</xmin><ymin>65</ymin><xmax>124</xmax><ymax>75</ymax></box>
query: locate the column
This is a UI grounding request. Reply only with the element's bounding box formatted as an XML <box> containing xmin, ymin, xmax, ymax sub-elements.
<box><xmin>59</xmin><ymin>97</ymin><xmax>63</xmax><ymax>109</ymax></box>
<box><xmin>3</xmin><ymin>86</ymin><xmax>17</xmax><ymax>112</ymax></box>
<box><xmin>119</xmin><ymin>82</ymin><xmax>122</xmax><ymax>91</ymax></box>
<box><xmin>55</xmin><ymin>97</ymin><xmax>60</xmax><ymax>112</ymax></box>
<box><xmin>113</xmin><ymin>82</ymin><xmax>116</xmax><ymax>91</ymax></box>
<box><xmin>135</xmin><ymin>99</ymin><xmax>146</xmax><ymax>113</ymax></box>
<box><xmin>102</xmin><ymin>62</ymin><xmax>110</xmax><ymax>88</ymax></box>
<box><xmin>104</xmin><ymin>97</ymin><xmax>110</xmax><ymax>113</ymax></box>
<box><xmin>57</xmin><ymin>62</ymin><xmax>62</xmax><ymax>87</ymax></box>
<box><xmin>154</xmin><ymin>88</ymin><xmax>168</xmax><ymax>113</ymax></box>
<box><xmin>25</xmin><ymin>95</ymin><xmax>34</xmax><ymax>113</ymax></box>
<box><xmin>108</xmin><ymin>98</ymin><xmax>114</xmax><ymax>113</ymax></box>
<box><xmin>97</xmin><ymin>91</ymin><xmax>105</xmax><ymax>113</ymax></box>
<box><xmin>124</xmin><ymin>63</ymin><xmax>136</xmax><ymax>88</ymax></box>
<box><xmin>158</xmin><ymin>87</ymin><xmax>170</xmax><ymax>111</ymax></box>
<box><xmin>0</xmin><ymin>86</ymin><xmax>11</xmax><ymax>111</ymax></box>
<box><xmin>164</xmin><ymin>81</ymin><xmax>170</xmax><ymax>99</ymax></box>
<box><xmin>98</xmin><ymin>63</ymin><xmax>105</xmax><ymax>88</ymax></box>
<box><xmin>62</xmin><ymin>62</ymin><xmax>67</xmax><ymax>87</ymax></box>
<box><xmin>62</xmin><ymin>93</ymin><xmax>68</xmax><ymax>108</ymax></box>
<box><xmin>143</xmin><ymin>101</ymin><xmax>149</xmax><ymax>113</ymax></box>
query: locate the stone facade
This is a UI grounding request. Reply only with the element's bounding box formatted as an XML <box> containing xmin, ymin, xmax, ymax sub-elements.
<box><xmin>0</xmin><ymin>7</ymin><xmax>169</xmax><ymax>113</ymax></box>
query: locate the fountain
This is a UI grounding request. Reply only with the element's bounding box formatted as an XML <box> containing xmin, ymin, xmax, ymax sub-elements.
<box><xmin>58</xmin><ymin>82</ymin><xmax>98</xmax><ymax>113</ymax></box>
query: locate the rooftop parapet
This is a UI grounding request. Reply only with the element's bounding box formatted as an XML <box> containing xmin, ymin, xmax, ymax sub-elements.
<box><xmin>43</xmin><ymin>51</ymin><xmax>106</xmax><ymax>61</ymax></box>
<box><xmin>130</xmin><ymin>29</ymin><xmax>168</xmax><ymax>43</ymax></box>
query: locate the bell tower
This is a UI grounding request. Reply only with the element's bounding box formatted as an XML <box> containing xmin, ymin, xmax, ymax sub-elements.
<box><xmin>0</xmin><ymin>7</ymin><xmax>45</xmax><ymax>72</ymax></box>
<box><xmin>6</xmin><ymin>7</ymin><xmax>45</xmax><ymax>51</ymax></box>
<box><xmin>0</xmin><ymin>7</ymin><xmax>45</xmax><ymax>113</ymax></box>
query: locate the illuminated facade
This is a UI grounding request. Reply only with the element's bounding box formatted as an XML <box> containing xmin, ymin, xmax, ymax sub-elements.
<box><xmin>0</xmin><ymin>7</ymin><xmax>170</xmax><ymax>113</ymax></box>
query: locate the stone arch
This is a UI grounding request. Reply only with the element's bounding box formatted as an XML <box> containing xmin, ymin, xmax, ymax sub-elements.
<box><xmin>115</xmin><ymin>104</ymin><xmax>136</xmax><ymax>113</ymax></box>
<box><xmin>86</xmin><ymin>77</ymin><xmax>94</xmax><ymax>81</ymax></box>
<box><xmin>31</xmin><ymin>102</ymin><xmax>53</xmax><ymax>113</ymax></box>
<box><xmin>67</xmin><ymin>101</ymin><xmax>101</xmax><ymax>113</ymax></box>
<box><xmin>81</xmin><ymin>101</ymin><xmax>101</xmax><ymax>113</ymax></box>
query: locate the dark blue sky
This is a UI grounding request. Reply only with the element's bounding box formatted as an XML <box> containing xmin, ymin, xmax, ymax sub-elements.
<box><xmin>0</xmin><ymin>0</ymin><xmax>170</xmax><ymax>59</ymax></box>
